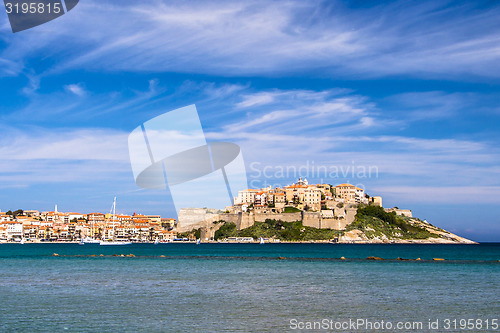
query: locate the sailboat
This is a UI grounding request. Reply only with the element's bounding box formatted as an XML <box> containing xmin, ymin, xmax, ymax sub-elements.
<box><xmin>196</xmin><ymin>239</ymin><xmax>201</xmax><ymax>245</ymax></box>
<box><xmin>100</xmin><ymin>197</ymin><xmax>132</xmax><ymax>246</ymax></box>
<box><xmin>82</xmin><ymin>216</ymin><xmax>99</xmax><ymax>244</ymax></box>
<box><xmin>259</xmin><ymin>237</ymin><xmax>265</xmax><ymax>244</ymax></box>
<box><xmin>154</xmin><ymin>238</ymin><xmax>159</xmax><ymax>245</ymax></box>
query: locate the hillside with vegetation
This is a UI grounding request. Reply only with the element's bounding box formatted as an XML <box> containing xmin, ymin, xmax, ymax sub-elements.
<box><xmin>345</xmin><ymin>205</ymin><xmax>439</xmax><ymax>239</ymax></box>
<box><xmin>178</xmin><ymin>204</ymin><xmax>475</xmax><ymax>243</ymax></box>
<box><xmin>344</xmin><ymin>205</ymin><xmax>474</xmax><ymax>243</ymax></box>
<box><xmin>214</xmin><ymin>219</ymin><xmax>339</xmax><ymax>241</ymax></box>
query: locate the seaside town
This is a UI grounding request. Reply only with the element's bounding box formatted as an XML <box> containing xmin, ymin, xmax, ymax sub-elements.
<box><xmin>0</xmin><ymin>207</ymin><xmax>178</xmax><ymax>243</ymax></box>
<box><xmin>0</xmin><ymin>178</ymin><xmax>411</xmax><ymax>243</ymax></box>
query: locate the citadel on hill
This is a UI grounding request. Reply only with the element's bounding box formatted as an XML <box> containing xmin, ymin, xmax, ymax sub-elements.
<box><xmin>177</xmin><ymin>178</ymin><xmax>474</xmax><ymax>243</ymax></box>
<box><xmin>233</xmin><ymin>177</ymin><xmax>384</xmax><ymax>213</ymax></box>
<box><xmin>177</xmin><ymin>178</ymin><xmax>412</xmax><ymax>237</ymax></box>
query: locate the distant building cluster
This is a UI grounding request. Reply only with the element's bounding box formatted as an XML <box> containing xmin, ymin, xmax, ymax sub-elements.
<box><xmin>0</xmin><ymin>205</ymin><xmax>177</xmax><ymax>242</ymax></box>
<box><xmin>1</xmin><ymin>179</ymin><xmax>392</xmax><ymax>242</ymax></box>
<box><xmin>233</xmin><ymin>178</ymin><xmax>383</xmax><ymax>212</ymax></box>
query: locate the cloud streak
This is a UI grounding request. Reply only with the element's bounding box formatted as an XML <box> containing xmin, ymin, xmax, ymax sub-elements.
<box><xmin>1</xmin><ymin>0</ymin><xmax>500</xmax><ymax>79</ymax></box>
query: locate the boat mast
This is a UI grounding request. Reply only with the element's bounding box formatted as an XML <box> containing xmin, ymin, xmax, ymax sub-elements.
<box><xmin>112</xmin><ymin>197</ymin><xmax>117</xmax><ymax>240</ymax></box>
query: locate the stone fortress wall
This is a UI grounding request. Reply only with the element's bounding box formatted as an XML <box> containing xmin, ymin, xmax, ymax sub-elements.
<box><xmin>178</xmin><ymin>206</ymin><xmax>363</xmax><ymax>239</ymax></box>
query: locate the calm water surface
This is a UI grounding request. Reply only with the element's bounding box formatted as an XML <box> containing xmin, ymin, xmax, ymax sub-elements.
<box><xmin>1</xmin><ymin>243</ymin><xmax>499</xmax><ymax>332</ymax></box>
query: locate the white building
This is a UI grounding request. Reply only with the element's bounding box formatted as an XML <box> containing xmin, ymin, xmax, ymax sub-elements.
<box><xmin>234</xmin><ymin>189</ymin><xmax>259</xmax><ymax>205</ymax></box>
<box><xmin>6</xmin><ymin>222</ymin><xmax>23</xmax><ymax>240</ymax></box>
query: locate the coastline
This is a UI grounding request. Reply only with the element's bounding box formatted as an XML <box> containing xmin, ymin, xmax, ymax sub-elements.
<box><xmin>1</xmin><ymin>239</ymin><xmax>478</xmax><ymax>245</ymax></box>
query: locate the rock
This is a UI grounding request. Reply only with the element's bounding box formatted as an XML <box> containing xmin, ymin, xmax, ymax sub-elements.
<box><xmin>367</xmin><ymin>256</ymin><xmax>384</xmax><ymax>260</ymax></box>
<box><xmin>277</xmin><ymin>256</ymin><xmax>286</xmax><ymax>260</ymax></box>
<box><xmin>433</xmin><ymin>258</ymin><xmax>445</xmax><ymax>261</ymax></box>
<box><xmin>160</xmin><ymin>255</ymin><xmax>166</xmax><ymax>257</ymax></box>
<box><xmin>340</xmin><ymin>256</ymin><xmax>346</xmax><ymax>260</ymax></box>
<box><xmin>52</xmin><ymin>253</ymin><xmax>59</xmax><ymax>257</ymax></box>
<box><xmin>416</xmin><ymin>258</ymin><xmax>421</xmax><ymax>261</ymax></box>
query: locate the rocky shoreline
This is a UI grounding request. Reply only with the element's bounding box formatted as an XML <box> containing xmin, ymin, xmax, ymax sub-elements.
<box><xmin>341</xmin><ymin>217</ymin><xmax>477</xmax><ymax>244</ymax></box>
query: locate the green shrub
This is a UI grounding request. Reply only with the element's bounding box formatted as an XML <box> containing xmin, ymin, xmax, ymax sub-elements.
<box><xmin>214</xmin><ymin>223</ymin><xmax>238</xmax><ymax>240</ymax></box>
<box><xmin>348</xmin><ymin>206</ymin><xmax>441</xmax><ymax>240</ymax></box>
<box><xmin>283</xmin><ymin>206</ymin><xmax>301</xmax><ymax>213</ymax></box>
<box><xmin>214</xmin><ymin>219</ymin><xmax>338</xmax><ymax>241</ymax></box>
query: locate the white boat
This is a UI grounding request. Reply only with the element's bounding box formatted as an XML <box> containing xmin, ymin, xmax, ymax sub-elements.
<box><xmin>196</xmin><ymin>239</ymin><xmax>201</xmax><ymax>245</ymax></box>
<box><xmin>99</xmin><ymin>197</ymin><xmax>132</xmax><ymax>246</ymax></box>
<box><xmin>154</xmin><ymin>238</ymin><xmax>159</xmax><ymax>245</ymax></box>
<box><xmin>20</xmin><ymin>238</ymin><xmax>25</xmax><ymax>244</ymax></box>
<box><xmin>82</xmin><ymin>237</ymin><xmax>100</xmax><ymax>244</ymax></box>
<box><xmin>259</xmin><ymin>237</ymin><xmax>265</xmax><ymax>244</ymax></box>
<box><xmin>99</xmin><ymin>240</ymin><xmax>132</xmax><ymax>246</ymax></box>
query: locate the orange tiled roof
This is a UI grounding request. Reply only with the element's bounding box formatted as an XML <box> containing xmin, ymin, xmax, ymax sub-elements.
<box><xmin>336</xmin><ymin>183</ymin><xmax>355</xmax><ymax>187</ymax></box>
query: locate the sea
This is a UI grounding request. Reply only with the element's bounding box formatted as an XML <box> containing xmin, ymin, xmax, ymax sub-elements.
<box><xmin>1</xmin><ymin>243</ymin><xmax>499</xmax><ymax>332</ymax></box>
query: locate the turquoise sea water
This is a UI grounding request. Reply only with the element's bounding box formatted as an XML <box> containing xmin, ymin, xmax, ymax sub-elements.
<box><xmin>1</xmin><ymin>243</ymin><xmax>499</xmax><ymax>332</ymax></box>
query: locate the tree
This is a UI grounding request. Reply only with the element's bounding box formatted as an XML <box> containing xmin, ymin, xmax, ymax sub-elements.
<box><xmin>194</xmin><ymin>228</ymin><xmax>201</xmax><ymax>240</ymax></box>
<box><xmin>214</xmin><ymin>223</ymin><xmax>237</xmax><ymax>240</ymax></box>
<box><xmin>6</xmin><ymin>209</ymin><xmax>23</xmax><ymax>217</ymax></box>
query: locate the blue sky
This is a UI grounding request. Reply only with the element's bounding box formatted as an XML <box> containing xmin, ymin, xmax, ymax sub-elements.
<box><xmin>1</xmin><ymin>0</ymin><xmax>500</xmax><ymax>241</ymax></box>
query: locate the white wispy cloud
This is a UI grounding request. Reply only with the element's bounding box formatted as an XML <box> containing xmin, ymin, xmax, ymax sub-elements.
<box><xmin>236</xmin><ymin>92</ymin><xmax>279</xmax><ymax>108</ymax></box>
<box><xmin>0</xmin><ymin>76</ymin><xmax>171</xmax><ymax>126</ymax></box>
<box><xmin>1</xmin><ymin>78</ymin><xmax>499</xmax><ymax>205</ymax></box>
<box><xmin>199</xmin><ymin>85</ymin><xmax>500</xmax><ymax>204</ymax></box>
<box><xmin>381</xmin><ymin>91</ymin><xmax>478</xmax><ymax>121</ymax></box>
<box><xmin>219</xmin><ymin>88</ymin><xmax>376</xmax><ymax>134</ymax></box>
<box><xmin>0</xmin><ymin>127</ymin><xmax>128</xmax><ymax>161</ymax></box>
<box><xmin>0</xmin><ymin>127</ymin><xmax>133</xmax><ymax>188</ymax></box>
<box><xmin>64</xmin><ymin>83</ymin><xmax>87</xmax><ymax>96</ymax></box>
<box><xmin>1</xmin><ymin>0</ymin><xmax>500</xmax><ymax>79</ymax></box>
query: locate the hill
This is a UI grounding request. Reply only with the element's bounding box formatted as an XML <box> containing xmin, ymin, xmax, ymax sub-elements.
<box><xmin>343</xmin><ymin>205</ymin><xmax>475</xmax><ymax>243</ymax></box>
<box><xmin>198</xmin><ymin>205</ymin><xmax>476</xmax><ymax>243</ymax></box>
